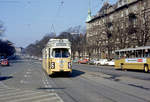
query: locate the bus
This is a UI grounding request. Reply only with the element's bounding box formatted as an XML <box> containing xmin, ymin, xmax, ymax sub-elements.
<box><xmin>115</xmin><ymin>46</ymin><xmax>150</xmax><ymax>73</ymax></box>
<box><xmin>42</xmin><ymin>39</ymin><xmax>72</xmax><ymax>76</ymax></box>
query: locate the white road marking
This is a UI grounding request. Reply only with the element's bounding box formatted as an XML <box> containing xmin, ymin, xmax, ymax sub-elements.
<box><xmin>26</xmin><ymin>71</ymin><xmax>31</xmax><ymax>74</ymax></box>
<box><xmin>0</xmin><ymin>89</ymin><xmax>20</xmax><ymax>94</ymax></box>
<box><xmin>0</xmin><ymin>91</ymin><xmax>46</xmax><ymax>100</ymax></box>
<box><xmin>32</xmin><ymin>96</ymin><xmax>59</xmax><ymax>102</ymax></box>
<box><xmin>42</xmin><ymin>72</ymin><xmax>55</xmax><ymax>92</ymax></box>
<box><xmin>46</xmin><ymin>80</ymin><xmax>49</xmax><ymax>84</ymax></box>
<box><xmin>10</xmin><ymin>93</ymin><xmax>56</xmax><ymax>102</ymax></box>
<box><xmin>0</xmin><ymin>82</ymin><xmax>10</xmax><ymax>89</ymax></box>
<box><xmin>55</xmin><ymin>93</ymin><xmax>64</xmax><ymax>102</ymax></box>
<box><xmin>0</xmin><ymin>88</ymin><xmax>8</xmax><ymax>91</ymax></box>
<box><xmin>43</xmin><ymin>81</ymin><xmax>46</xmax><ymax>85</ymax></box>
<box><xmin>0</xmin><ymin>90</ymin><xmax>31</xmax><ymax>98</ymax></box>
<box><xmin>20</xmin><ymin>80</ymin><xmax>29</xmax><ymax>84</ymax></box>
<box><xmin>10</xmin><ymin>71</ymin><xmax>17</xmax><ymax>76</ymax></box>
<box><xmin>24</xmin><ymin>74</ymin><xmax>31</xmax><ymax>78</ymax></box>
<box><xmin>24</xmin><ymin>75</ymin><xmax>28</xmax><ymax>77</ymax></box>
<box><xmin>45</xmin><ymin>85</ymin><xmax>49</xmax><ymax>88</ymax></box>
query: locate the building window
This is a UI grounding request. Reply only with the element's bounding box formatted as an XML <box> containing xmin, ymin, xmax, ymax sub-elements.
<box><xmin>119</xmin><ymin>0</ymin><xmax>122</xmax><ymax>5</ymax></box>
<box><xmin>124</xmin><ymin>0</ymin><xmax>127</xmax><ymax>3</ymax></box>
<box><xmin>126</xmin><ymin>9</ymin><xmax>129</xmax><ymax>16</ymax></box>
<box><xmin>121</xmin><ymin>11</ymin><xmax>124</xmax><ymax>17</ymax></box>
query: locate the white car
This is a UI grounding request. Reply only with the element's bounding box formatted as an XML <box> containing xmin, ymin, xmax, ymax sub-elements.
<box><xmin>108</xmin><ymin>60</ymin><xmax>115</xmax><ymax>66</ymax></box>
<box><xmin>100</xmin><ymin>59</ymin><xmax>108</xmax><ymax>65</ymax></box>
<box><xmin>105</xmin><ymin>60</ymin><xmax>115</xmax><ymax>66</ymax></box>
<box><xmin>95</xmin><ymin>59</ymin><xmax>108</xmax><ymax>65</ymax></box>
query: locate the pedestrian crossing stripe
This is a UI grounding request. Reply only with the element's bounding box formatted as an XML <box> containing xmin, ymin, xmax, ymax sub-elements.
<box><xmin>0</xmin><ymin>82</ymin><xmax>64</xmax><ymax>102</ymax></box>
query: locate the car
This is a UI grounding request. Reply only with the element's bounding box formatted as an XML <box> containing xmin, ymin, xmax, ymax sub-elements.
<box><xmin>1</xmin><ymin>59</ymin><xmax>9</xmax><ymax>66</ymax></box>
<box><xmin>78</xmin><ymin>59</ymin><xmax>89</xmax><ymax>64</ymax></box>
<box><xmin>72</xmin><ymin>59</ymin><xmax>78</xmax><ymax>63</ymax></box>
<box><xmin>88</xmin><ymin>59</ymin><xmax>96</xmax><ymax>65</ymax></box>
<box><xmin>107</xmin><ymin>60</ymin><xmax>115</xmax><ymax>66</ymax></box>
<box><xmin>95</xmin><ymin>59</ymin><xmax>108</xmax><ymax>66</ymax></box>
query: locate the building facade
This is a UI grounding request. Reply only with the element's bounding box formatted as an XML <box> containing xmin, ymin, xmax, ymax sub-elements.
<box><xmin>86</xmin><ymin>0</ymin><xmax>150</xmax><ymax>59</ymax></box>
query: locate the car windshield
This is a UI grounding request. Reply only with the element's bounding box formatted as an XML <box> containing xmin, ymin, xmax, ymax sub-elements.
<box><xmin>52</xmin><ymin>48</ymin><xmax>70</xmax><ymax>58</ymax></box>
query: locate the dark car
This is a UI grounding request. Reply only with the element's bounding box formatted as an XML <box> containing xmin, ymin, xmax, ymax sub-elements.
<box><xmin>1</xmin><ymin>59</ymin><xmax>9</xmax><ymax>66</ymax></box>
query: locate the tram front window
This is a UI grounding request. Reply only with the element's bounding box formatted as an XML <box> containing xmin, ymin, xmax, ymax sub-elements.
<box><xmin>52</xmin><ymin>48</ymin><xmax>70</xmax><ymax>58</ymax></box>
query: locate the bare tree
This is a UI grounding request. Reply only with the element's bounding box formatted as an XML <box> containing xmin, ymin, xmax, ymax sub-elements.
<box><xmin>0</xmin><ymin>40</ymin><xmax>15</xmax><ymax>58</ymax></box>
<box><xmin>0</xmin><ymin>21</ymin><xmax>5</xmax><ymax>36</ymax></box>
<box><xmin>25</xmin><ymin>33</ymin><xmax>55</xmax><ymax>57</ymax></box>
<box><xmin>136</xmin><ymin>10</ymin><xmax>150</xmax><ymax>46</ymax></box>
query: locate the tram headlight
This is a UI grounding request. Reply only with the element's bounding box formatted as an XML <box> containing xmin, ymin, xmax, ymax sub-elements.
<box><xmin>51</xmin><ymin>62</ymin><xmax>55</xmax><ymax>69</ymax></box>
<box><xmin>68</xmin><ymin>62</ymin><xmax>71</xmax><ymax>69</ymax></box>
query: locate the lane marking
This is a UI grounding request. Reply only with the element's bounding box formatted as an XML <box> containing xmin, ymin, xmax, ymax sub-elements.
<box><xmin>0</xmin><ymin>90</ymin><xmax>31</xmax><ymax>98</ymax></box>
<box><xmin>10</xmin><ymin>93</ymin><xmax>56</xmax><ymax>102</ymax></box>
<box><xmin>20</xmin><ymin>80</ymin><xmax>29</xmax><ymax>84</ymax></box>
<box><xmin>0</xmin><ymin>89</ymin><xmax>20</xmax><ymax>94</ymax></box>
<box><xmin>32</xmin><ymin>96</ymin><xmax>60</xmax><ymax>102</ymax></box>
<box><xmin>55</xmin><ymin>93</ymin><xmax>64</xmax><ymax>102</ymax></box>
<box><xmin>43</xmin><ymin>81</ymin><xmax>46</xmax><ymax>85</ymax></box>
<box><xmin>0</xmin><ymin>91</ymin><xmax>48</xmax><ymax>100</ymax></box>
<box><xmin>0</xmin><ymin>82</ymin><xmax>10</xmax><ymax>89</ymax></box>
<box><xmin>24</xmin><ymin>74</ymin><xmax>31</xmax><ymax>78</ymax></box>
<box><xmin>45</xmin><ymin>85</ymin><xmax>48</xmax><ymax>88</ymax></box>
<box><xmin>26</xmin><ymin>71</ymin><xmax>31</xmax><ymax>74</ymax></box>
<box><xmin>0</xmin><ymin>88</ymin><xmax>9</xmax><ymax>91</ymax></box>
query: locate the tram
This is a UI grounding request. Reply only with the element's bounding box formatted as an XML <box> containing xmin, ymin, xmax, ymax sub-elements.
<box><xmin>115</xmin><ymin>46</ymin><xmax>150</xmax><ymax>72</ymax></box>
<box><xmin>42</xmin><ymin>39</ymin><xmax>72</xmax><ymax>75</ymax></box>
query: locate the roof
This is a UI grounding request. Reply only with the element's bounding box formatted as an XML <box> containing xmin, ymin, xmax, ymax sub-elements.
<box><xmin>115</xmin><ymin>46</ymin><xmax>150</xmax><ymax>52</ymax></box>
<box><xmin>46</xmin><ymin>39</ymin><xmax>71</xmax><ymax>48</ymax></box>
<box><xmin>86</xmin><ymin>0</ymin><xmax>139</xmax><ymax>23</ymax></box>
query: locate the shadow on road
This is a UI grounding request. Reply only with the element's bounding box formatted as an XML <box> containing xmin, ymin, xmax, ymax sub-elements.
<box><xmin>71</xmin><ymin>69</ymin><xmax>85</xmax><ymax>77</ymax></box>
<box><xmin>0</xmin><ymin>76</ymin><xmax>13</xmax><ymax>81</ymax></box>
<box><xmin>116</xmin><ymin>69</ymin><xmax>149</xmax><ymax>73</ymax></box>
<box><xmin>37</xmin><ymin>87</ymin><xmax>65</xmax><ymax>90</ymax></box>
<box><xmin>50</xmin><ymin>69</ymin><xmax>85</xmax><ymax>78</ymax></box>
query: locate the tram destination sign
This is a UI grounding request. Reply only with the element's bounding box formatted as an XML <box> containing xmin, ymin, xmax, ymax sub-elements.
<box><xmin>56</xmin><ymin>43</ymin><xmax>67</xmax><ymax>46</ymax></box>
<box><xmin>125</xmin><ymin>58</ymin><xmax>146</xmax><ymax>63</ymax></box>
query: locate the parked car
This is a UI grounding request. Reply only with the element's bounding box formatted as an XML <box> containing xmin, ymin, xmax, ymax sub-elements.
<box><xmin>106</xmin><ymin>60</ymin><xmax>115</xmax><ymax>66</ymax></box>
<box><xmin>1</xmin><ymin>59</ymin><xmax>9</xmax><ymax>66</ymax></box>
<box><xmin>88</xmin><ymin>59</ymin><xmax>97</xmax><ymax>65</ymax></box>
<box><xmin>95</xmin><ymin>59</ymin><xmax>108</xmax><ymax>66</ymax></box>
<box><xmin>72</xmin><ymin>59</ymin><xmax>78</xmax><ymax>63</ymax></box>
<box><xmin>78</xmin><ymin>59</ymin><xmax>89</xmax><ymax>64</ymax></box>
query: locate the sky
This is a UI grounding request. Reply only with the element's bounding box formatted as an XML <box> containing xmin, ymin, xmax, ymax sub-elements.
<box><xmin>0</xmin><ymin>0</ymin><xmax>117</xmax><ymax>47</ymax></box>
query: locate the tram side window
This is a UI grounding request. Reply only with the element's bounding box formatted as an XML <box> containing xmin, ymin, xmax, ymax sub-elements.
<box><xmin>144</xmin><ymin>49</ymin><xmax>150</xmax><ymax>57</ymax></box>
<box><xmin>49</xmin><ymin>48</ymin><xmax>51</xmax><ymax>58</ymax></box>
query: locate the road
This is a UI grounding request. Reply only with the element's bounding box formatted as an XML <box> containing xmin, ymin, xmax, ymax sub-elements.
<box><xmin>0</xmin><ymin>59</ymin><xmax>150</xmax><ymax>102</ymax></box>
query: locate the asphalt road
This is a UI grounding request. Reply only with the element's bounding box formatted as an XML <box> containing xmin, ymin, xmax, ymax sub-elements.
<box><xmin>0</xmin><ymin>59</ymin><xmax>150</xmax><ymax>102</ymax></box>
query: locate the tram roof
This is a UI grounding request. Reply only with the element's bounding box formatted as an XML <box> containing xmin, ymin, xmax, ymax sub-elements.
<box><xmin>115</xmin><ymin>46</ymin><xmax>150</xmax><ymax>52</ymax></box>
<box><xmin>46</xmin><ymin>39</ymin><xmax>71</xmax><ymax>48</ymax></box>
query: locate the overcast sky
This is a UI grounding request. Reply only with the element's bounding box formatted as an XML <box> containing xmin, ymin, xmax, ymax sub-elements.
<box><xmin>0</xmin><ymin>0</ymin><xmax>117</xmax><ymax>47</ymax></box>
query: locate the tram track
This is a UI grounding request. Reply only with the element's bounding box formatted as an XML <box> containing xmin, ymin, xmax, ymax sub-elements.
<box><xmin>46</xmin><ymin>67</ymin><xmax>150</xmax><ymax>102</ymax></box>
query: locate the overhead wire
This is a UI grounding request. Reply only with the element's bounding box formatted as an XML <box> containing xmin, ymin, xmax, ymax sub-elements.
<box><xmin>50</xmin><ymin>0</ymin><xmax>64</xmax><ymax>36</ymax></box>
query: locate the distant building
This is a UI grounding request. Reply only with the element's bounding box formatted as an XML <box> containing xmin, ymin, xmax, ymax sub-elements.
<box><xmin>86</xmin><ymin>0</ymin><xmax>150</xmax><ymax>59</ymax></box>
<box><xmin>15</xmin><ymin>47</ymin><xmax>23</xmax><ymax>55</ymax></box>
